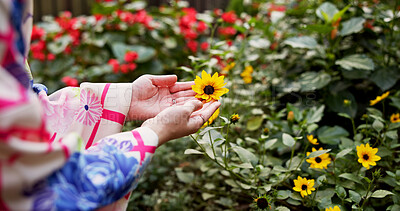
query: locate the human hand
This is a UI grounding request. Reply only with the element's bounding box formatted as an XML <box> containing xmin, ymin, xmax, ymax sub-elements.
<box><xmin>127</xmin><ymin>75</ymin><xmax>196</xmax><ymax>121</ymax></box>
<box><xmin>142</xmin><ymin>100</ymin><xmax>221</xmax><ymax>146</ymax></box>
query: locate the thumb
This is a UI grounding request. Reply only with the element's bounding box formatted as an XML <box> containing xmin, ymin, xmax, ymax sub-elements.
<box><xmin>148</xmin><ymin>75</ymin><xmax>177</xmax><ymax>87</ymax></box>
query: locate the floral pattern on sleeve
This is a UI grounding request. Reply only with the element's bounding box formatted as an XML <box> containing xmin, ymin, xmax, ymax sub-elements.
<box><xmin>75</xmin><ymin>89</ymin><xmax>103</xmax><ymax>126</ymax></box>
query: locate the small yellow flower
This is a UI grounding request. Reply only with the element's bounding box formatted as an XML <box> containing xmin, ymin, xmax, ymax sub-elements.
<box><xmin>263</xmin><ymin>128</ymin><xmax>269</xmax><ymax>135</ymax></box>
<box><xmin>202</xmin><ymin>108</ymin><xmax>220</xmax><ymax>128</ymax></box>
<box><xmin>240</xmin><ymin>65</ymin><xmax>254</xmax><ymax>84</ymax></box>
<box><xmin>287</xmin><ymin>111</ymin><xmax>294</xmax><ymax>121</ymax></box>
<box><xmin>325</xmin><ymin>206</ymin><xmax>341</xmax><ymax>211</ymax></box>
<box><xmin>370</xmin><ymin>91</ymin><xmax>390</xmax><ymax>106</ymax></box>
<box><xmin>293</xmin><ymin>176</ymin><xmax>316</xmax><ymax>198</ymax></box>
<box><xmin>356</xmin><ymin>143</ymin><xmax>381</xmax><ymax>169</ymax></box>
<box><xmin>306</xmin><ymin>147</ymin><xmax>331</xmax><ymax>169</ymax></box>
<box><xmin>307</xmin><ymin>135</ymin><xmax>319</xmax><ymax>145</ymax></box>
<box><xmin>223</xmin><ymin>62</ymin><xmax>236</xmax><ymax>72</ymax></box>
<box><xmin>343</xmin><ymin>99</ymin><xmax>351</xmax><ymax>106</ymax></box>
<box><xmin>192</xmin><ymin>70</ymin><xmax>229</xmax><ymax>102</ymax></box>
<box><xmin>390</xmin><ymin>113</ymin><xmax>400</xmax><ymax>123</ymax></box>
<box><xmin>230</xmin><ymin>114</ymin><xmax>240</xmax><ymax>124</ymax></box>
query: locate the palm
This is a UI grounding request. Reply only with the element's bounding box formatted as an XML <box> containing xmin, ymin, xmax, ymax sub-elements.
<box><xmin>128</xmin><ymin>75</ymin><xmax>196</xmax><ymax>121</ymax></box>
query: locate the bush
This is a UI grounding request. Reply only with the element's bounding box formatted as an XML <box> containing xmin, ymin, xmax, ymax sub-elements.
<box><xmin>30</xmin><ymin>0</ymin><xmax>400</xmax><ymax>210</ymax></box>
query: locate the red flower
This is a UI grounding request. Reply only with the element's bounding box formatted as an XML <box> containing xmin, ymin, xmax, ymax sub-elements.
<box><xmin>187</xmin><ymin>40</ymin><xmax>198</xmax><ymax>53</ymax></box>
<box><xmin>364</xmin><ymin>19</ymin><xmax>374</xmax><ymax>30</ymax></box>
<box><xmin>120</xmin><ymin>64</ymin><xmax>129</xmax><ymax>73</ymax></box>
<box><xmin>62</xmin><ymin>76</ymin><xmax>79</xmax><ymax>87</ymax></box>
<box><xmin>200</xmin><ymin>42</ymin><xmax>209</xmax><ymax>51</ymax></box>
<box><xmin>128</xmin><ymin>63</ymin><xmax>137</xmax><ymax>71</ymax></box>
<box><xmin>214</xmin><ymin>9</ymin><xmax>223</xmax><ymax>16</ymax></box>
<box><xmin>124</xmin><ymin>51</ymin><xmax>139</xmax><ymax>63</ymax></box>
<box><xmin>64</xmin><ymin>45</ymin><xmax>72</xmax><ymax>55</ymax></box>
<box><xmin>47</xmin><ymin>53</ymin><xmax>56</xmax><ymax>61</ymax></box>
<box><xmin>218</xmin><ymin>26</ymin><xmax>237</xmax><ymax>37</ymax></box>
<box><xmin>31</xmin><ymin>25</ymin><xmax>45</xmax><ymax>41</ymax></box>
<box><xmin>32</xmin><ymin>51</ymin><xmax>46</xmax><ymax>61</ymax></box>
<box><xmin>197</xmin><ymin>21</ymin><xmax>207</xmax><ymax>33</ymax></box>
<box><xmin>108</xmin><ymin>59</ymin><xmax>120</xmax><ymax>73</ymax></box>
<box><xmin>222</xmin><ymin>11</ymin><xmax>237</xmax><ymax>24</ymax></box>
<box><xmin>269</xmin><ymin>4</ymin><xmax>286</xmax><ymax>12</ymax></box>
<box><xmin>31</xmin><ymin>40</ymin><xmax>46</xmax><ymax>52</ymax></box>
<box><xmin>182</xmin><ymin>28</ymin><xmax>198</xmax><ymax>40</ymax></box>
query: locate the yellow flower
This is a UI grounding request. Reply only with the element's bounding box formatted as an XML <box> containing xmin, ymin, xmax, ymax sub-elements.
<box><xmin>390</xmin><ymin>113</ymin><xmax>400</xmax><ymax>123</ymax></box>
<box><xmin>287</xmin><ymin>111</ymin><xmax>294</xmax><ymax>121</ymax></box>
<box><xmin>306</xmin><ymin>147</ymin><xmax>331</xmax><ymax>169</ymax></box>
<box><xmin>307</xmin><ymin>135</ymin><xmax>319</xmax><ymax>145</ymax></box>
<box><xmin>192</xmin><ymin>70</ymin><xmax>229</xmax><ymax>102</ymax></box>
<box><xmin>202</xmin><ymin>108</ymin><xmax>220</xmax><ymax>128</ymax></box>
<box><xmin>240</xmin><ymin>65</ymin><xmax>253</xmax><ymax>84</ymax></box>
<box><xmin>222</xmin><ymin>62</ymin><xmax>236</xmax><ymax>72</ymax></box>
<box><xmin>325</xmin><ymin>206</ymin><xmax>341</xmax><ymax>211</ymax></box>
<box><xmin>356</xmin><ymin>143</ymin><xmax>381</xmax><ymax>169</ymax></box>
<box><xmin>343</xmin><ymin>99</ymin><xmax>351</xmax><ymax>106</ymax></box>
<box><xmin>230</xmin><ymin>114</ymin><xmax>240</xmax><ymax>124</ymax></box>
<box><xmin>370</xmin><ymin>91</ymin><xmax>390</xmax><ymax>106</ymax></box>
<box><xmin>293</xmin><ymin>176</ymin><xmax>315</xmax><ymax>198</ymax></box>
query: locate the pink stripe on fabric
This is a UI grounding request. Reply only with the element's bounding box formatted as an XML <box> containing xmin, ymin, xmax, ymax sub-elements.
<box><xmin>61</xmin><ymin>143</ymin><xmax>69</xmax><ymax>159</ymax></box>
<box><xmin>124</xmin><ymin>192</ymin><xmax>131</xmax><ymax>200</ymax></box>
<box><xmin>131</xmin><ymin>130</ymin><xmax>156</xmax><ymax>165</ymax></box>
<box><xmin>101</xmin><ymin>109</ymin><xmax>125</xmax><ymax>125</ymax></box>
<box><xmin>85</xmin><ymin>84</ymin><xmax>111</xmax><ymax>149</ymax></box>
<box><xmin>0</xmin><ymin>84</ymin><xmax>28</xmax><ymax>110</ymax></box>
<box><xmin>0</xmin><ymin>163</ymin><xmax>9</xmax><ymax>211</ymax></box>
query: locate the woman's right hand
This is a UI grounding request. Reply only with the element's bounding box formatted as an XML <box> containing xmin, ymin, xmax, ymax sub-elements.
<box><xmin>142</xmin><ymin>100</ymin><xmax>221</xmax><ymax>146</ymax></box>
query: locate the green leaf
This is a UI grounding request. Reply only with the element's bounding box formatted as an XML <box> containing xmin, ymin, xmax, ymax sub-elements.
<box><xmin>372</xmin><ymin>119</ymin><xmax>384</xmax><ymax>132</ymax></box>
<box><xmin>349</xmin><ymin>190</ymin><xmax>361</xmax><ymax>203</ymax></box>
<box><xmin>339</xmin><ymin>17</ymin><xmax>366</xmax><ymax>36</ymax></box>
<box><xmin>332</xmin><ymin>4</ymin><xmax>351</xmax><ymax>22</ymax></box>
<box><xmin>336</xmin><ymin>148</ymin><xmax>352</xmax><ymax>159</ymax></box>
<box><xmin>111</xmin><ymin>42</ymin><xmax>156</xmax><ymax>63</ymax></box>
<box><xmin>276</xmin><ymin>206</ymin><xmax>290</xmax><ymax>211</ymax></box>
<box><xmin>299</xmin><ymin>71</ymin><xmax>331</xmax><ymax>92</ymax></box>
<box><xmin>335</xmin><ymin>54</ymin><xmax>375</xmax><ymax>71</ymax></box>
<box><xmin>335</xmin><ymin>185</ymin><xmax>347</xmax><ymax>198</ymax></box>
<box><xmin>316</xmin><ymin>2</ymin><xmax>339</xmax><ymax>22</ymax></box>
<box><xmin>277</xmin><ymin>190</ymin><xmax>291</xmax><ymax>200</ymax></box>
<box><xmin>306</xmin><ymin>105</ymin><xmax>325</xmax><ymax>124</ymax></box>
<box><xmin>201</xmin><ymin>193</ymin><xmax>215</xmax><ymax>200</ymax></box>
<box><xmin>264</xmin><ymin>138</ymin><xmax>278</xmax><ymax>149</ymax></box>
<box><xmin>287</xmin><ymin>103</ymin><xmax>302</xmax><ymax>122</ymax></box>
<box><xmin>325</xmin><ymin>91</ymin><xmax>357</xmax><ymax>118</ymax></box>
<box><xmin>47</xmin><ymin>36</ymin><xmax>71</xmax><ymax>54</ymax></box>
<box><xmin>283</xmin><ymin>36</ymin><xmax>318</xmax><ymax>49</ymax></box>
<box><xmin>339</xmin><ymin>173</ymin><xmax>362</xmax><ymax>184</ymax></box>
<box><xmin>246</xmin><ymin>116</ymin><xmax>263</xmax><ymax>131</ymax></box>
<box><xmin>304</xmin><ymin>24</ymin><xmax>333</xmax><ymax>34</ymax></box>
<box><xmin>184</xmin><ymin>149</ymin><xmax>203</xmax><ymax>155</ymax></box>
<box><xmin>231</xmin><ymin>145</ymin><xmax>258</xmax><ymax>165</ymax></box>
<box><xmin>308</xmin><ymin>149</ymin><xmax>331</xmax><ymax>158</ymax></box>
<box><xmin>282</xmin><ymin>133</ymin><xmax>296</xmax><ymax>147</ymax></box>
<box><xmin>370</xmin><ymin>67</ymin><xmax>400</xmax><ymax>91</ymax></box>
<box><xmin>317</xmin><ymin>126</ymin><xmax>349</xmax><ymax>145</ymax></box>
<box><xmin>175</xmin><ymin>168</ymin><xmax>194</xmax><ymax>184</ymax></box>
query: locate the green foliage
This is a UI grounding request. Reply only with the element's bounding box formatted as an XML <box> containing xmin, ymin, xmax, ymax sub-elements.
<box><xmin>32</xmin><ymin>0</ymin><xmax>400</xmax><ymax>210</ymax></box>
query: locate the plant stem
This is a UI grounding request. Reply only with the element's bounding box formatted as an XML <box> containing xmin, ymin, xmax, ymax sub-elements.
<box><xmin>361</xmin><ymin>178</ymin><xmax>375</xmax><ymax>209</ymax></box>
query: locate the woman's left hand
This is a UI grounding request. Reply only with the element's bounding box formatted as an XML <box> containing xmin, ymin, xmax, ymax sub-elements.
<box><xmin>127</xmin><ymin>75</ymin><xmax>196</xmax><ymax>121</ymax></box>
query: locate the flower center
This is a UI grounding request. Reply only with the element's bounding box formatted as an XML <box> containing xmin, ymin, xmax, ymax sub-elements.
<box><xmin>256</xmin><ymin>198</ymin><xmax>268</xmax><ymax>209</ymax></box>
<box><xmin>301</xmin><ymin>185</ymin><xmax>307</xmax><ymax>190</ymax></box>
<box><xmin>84</xmin><ymin>105</ymin><xmax>89</xmax><ymax>111</ymax></box>
<box><xmin>315</xmin><ymin>157</ymin><xmax>322</xmax><ymax>163</ymax></box>
<box><xmin>363</xmin><ymin>154</ymin><xmax>369</xmax><ymax>161</ymax></box>
<box><xmin>203</xmin><ymin>85</ymin><xmax>214</xmax><ymax>95</ymax></box>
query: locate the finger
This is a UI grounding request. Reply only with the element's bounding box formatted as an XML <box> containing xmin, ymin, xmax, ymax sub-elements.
<box><xmin>175</xmin><ymin>96</ymin><xmax>198</xmax><ymax>105</ymax></box>
<box><xmin>188</xmin><ymin>101</ymin><xmax>221</xmax><ymax>129</ymax></box>
<box><xmin>171</xmin><ymin>89</ymin><xmax>196</xmax><ymax>99</ymax></box>
<box><xmin>169</xmin><ymin>81</ymin><xmax>195</xmax><ymax>93</ymax></box>
<box><xmin>183</xmin><ymin>100</ymin><xmax>203</xmax><ymax>115</ymax></box>
<box><xmin>147</xmin><ymin>75</ymin><xmax>177</xmax><ymax>87</ymax></box>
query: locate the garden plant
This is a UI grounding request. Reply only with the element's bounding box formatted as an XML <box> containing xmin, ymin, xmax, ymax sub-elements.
<box><xmin>29</xmin><ymin>0</ymin><xmax>400</xmax><ymax>210</ymax></box>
